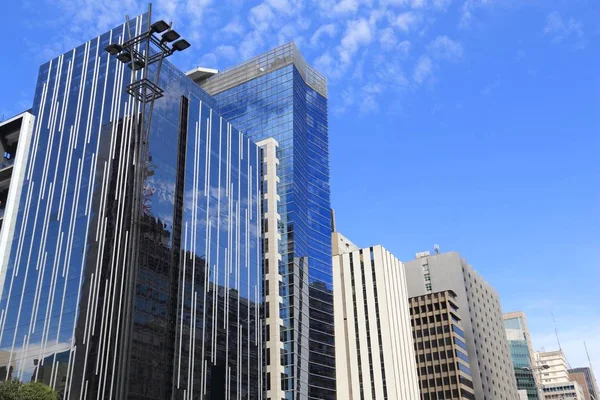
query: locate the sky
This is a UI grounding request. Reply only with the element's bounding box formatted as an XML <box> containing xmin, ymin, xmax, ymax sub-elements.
<box><xmin>0</xmin><ymin>0</ymin><xmax>598</xmax><ymax>376</ymax></box>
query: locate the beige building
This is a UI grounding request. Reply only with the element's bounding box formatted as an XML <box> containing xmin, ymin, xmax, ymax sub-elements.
<box><xmin>409</xmin><ymin>290</ymin><xmax>476</xmax><ymax>400</ymax></box>
<box><xmin>333</xmin><ymin>232</ymin><xmax>420</xmax><ymax>399</ymax></box>
<box><xmin>536</xmin><ymin>350</ymin><xmax>571</xmax><ymax>385</ymax></box>
<box><xmin>404</xmin><ymin>250</ymin><xmax>519</xmax><ymax>400</ymax></box>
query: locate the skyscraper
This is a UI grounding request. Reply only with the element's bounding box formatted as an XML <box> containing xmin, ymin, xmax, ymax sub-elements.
<box><xmin>404</xmin><ymin>250</ymin><xmax>520</xmax><ymax>400</ymax></box>
<box><xmin>0</xmin><ymin>13</ymin><xmax>262</xmax><ymax>399</ymax></box>
<box><xmin>198</xmin><ymin>43</ymin><xmax>334</xmax><ymax>399</ymax></box>
<box><xmin>332</xmin><ymin>233</ymin><xmax>420</xmax><ymax>400</ymax></box>
<box><xmin>504</xmin><ymin>311</ymin><xmax>543</xmax><ymax>399</ymax></box>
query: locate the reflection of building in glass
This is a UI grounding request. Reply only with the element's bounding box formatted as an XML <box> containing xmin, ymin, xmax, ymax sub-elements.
<box><xmin>0</xmin><ymin>13</ymin><xmax>262</xmax><ymax>400</ymax></box>
<box><xmin>199</xmin><ymin>43</ymin><xmax>334</xmax><ymax>399</ymax></box>
<box><xmin>409</xmin><ymin>290</ymin><xmax>476</xmax><ymax>400</ymax></box>
<box><xmin>404</xmin><ymin>250</ymin><xmax>520</xmax><ymax>400</ymax></box>
<box><xmin>332</xmin><ymin>232</ymin><xmax>420</xmax><ymax>399</ymax></box>
<box><xmin>503</xmin><ymin>312</ymin><xmax>543</xmax><ymax>399</ymax></box>
<box><xmin>568</xmin><ymin>367</ymin><xmax>599</xmax><ymax>400</ymax></box>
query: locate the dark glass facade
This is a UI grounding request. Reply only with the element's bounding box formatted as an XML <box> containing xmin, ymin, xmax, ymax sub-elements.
<box><xmin>0</xmin><ymin>14</ymin><xmax>262</xmax><ymax>399</ymax></box>
<box><xmin>202</xmin><ymin>45</ymin><xmax>334</xmax><ymax>399</ymax></box>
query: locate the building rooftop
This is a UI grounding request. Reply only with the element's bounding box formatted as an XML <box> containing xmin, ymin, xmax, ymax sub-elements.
<box><xmin>199</xmin><ymin>42</ymin><xmax>328</xmax><ymax>98</ymax></box>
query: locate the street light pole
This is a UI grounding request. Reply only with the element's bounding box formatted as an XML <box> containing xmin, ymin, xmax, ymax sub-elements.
<box><xmin>103</xmin><ymin>4</ymin><xmax>191</xmax><ymax>398</ymax></box>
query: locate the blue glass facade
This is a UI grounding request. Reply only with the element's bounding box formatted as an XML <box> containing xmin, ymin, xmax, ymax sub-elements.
<box><xmin>203</xmin><ymin>46</ymin><xmax>334</xmax><ymax>399</ymax></box>
<box><xmin>0</xmin><ymin>14</ymin><xmax>262</xmax><ymax>399</ymax></box>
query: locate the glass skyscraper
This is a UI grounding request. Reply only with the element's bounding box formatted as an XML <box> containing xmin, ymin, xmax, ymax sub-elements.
<box><xmin>0</xmin><ymin>13</ymin><xmax>262</xmax><ymax>399</ymax></box>
<box><xmin>504</xmin><ymin>312</ymin><xmax>542</xmax><ymax>399</ymax></box>
<box><xmin>200</xmin><ymin>43</ymin><xmax>334</xmax><ymax>399</ymax></box>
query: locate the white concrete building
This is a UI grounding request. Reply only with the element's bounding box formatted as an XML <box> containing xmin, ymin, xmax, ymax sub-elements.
<box><xmin>536</xmin><ymin>350</ymin><xmax>571</xmax><ymax>386</ymax></box>
<box><xmin>333</xmin><ymin>233</ymin><xmax>420</xmax><ymax>400</ymax></box>
<box><xmin>0</xmin><ymin>111</ymin><xmax>35</xmax><ymax>274</ymax></box>
<box><xmin>256</xmin><ymin>138</ymin><xmax>284</xmax><ymax>399</ymax></box>
<box><xmin>404</xmin><ymin>250</ymin><xmax>520</xmax><ymax>400</ymax></box>
<box><xmin>542</xmin><ymin>381</ymin><xmax>586</xmax><ymax>400</ymax></box>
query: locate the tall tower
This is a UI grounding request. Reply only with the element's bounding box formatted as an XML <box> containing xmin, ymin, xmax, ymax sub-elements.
<box><xmin>0</xmin><ymin>13</ymin><xmax>263</xmax><ymax>399</ymax></box>
<box><xmin>199</xmin><ymin>43</ymin><xmax>334</xmax><ymax>399</ymax></box>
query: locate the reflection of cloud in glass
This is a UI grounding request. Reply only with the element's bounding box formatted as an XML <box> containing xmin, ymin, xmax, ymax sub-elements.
<box><xmin>0</xmin><ymin>341</ymin><xmax>72</xmax><ymax>382</ymax></box>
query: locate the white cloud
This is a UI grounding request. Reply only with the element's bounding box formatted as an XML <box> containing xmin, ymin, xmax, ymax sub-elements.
<box><xmin>432</xmin><ymin>0</ymin><xmax>452</xmax><ymax>11</ymax></box>
<box><xmin>249</xmin><ymin>2</ymin><xmax>276</xmax><ymax>31</ymax></box>
<box><xmin>459</xmin><ymin>0</ymin><xmax>491</xmax><ymax>29</ymax></box>
<box><xmin>543</xmin><ymin>11</ymin><xmax>585</xmax><ymax>48</ymax></box>
<box><xmin>239</xmin><ymin>30</ymin><xmax>265</xmax><ymax>60</ymax></box>
<box><xmin>186</xmin><ymin>0</ymin><xmax>212</xmax><ymax>19</ymax></box>
<box><xmin>198</xmin><ymin>52</ymin><xmax>218</xmax><ymax>67</ymax></box>
<box><xmin>311</xmin><ymin>23</ymin><xmax>338</xmax><ymax>46</ymax></box>
<box><xmin>267</xmin><ymin>0</ymin><xmax>297</xmax><ymax>14</ymax></box>
<box><xmin>397</xmin><ymin>40</ymin><xmax>411</xmax><ymax>57</ymax></box>
<box><xmin>392</xmin><ymin>11</ymin><xmax>420</xmax><ymax>32</ymax></box>
<box><xmin>379</xmin><ymin>27</ymin><xmax>397</xmax><ymax>50</ymax></box>
<box><xmin>413</xmin><ymin>55</ymin><xmax>433</xmax><ymax>84</ymax></box>
<box><xmin>222</xmin><ymin>18</ymin><xmax>245</xmax><ymax>36</ymax></box>
<box><xmin>411</xmin><ymin>0</ymin><xmax>427</xmax><ymax>9</ymax></box>
<box><xmin>215</xmin><ymin>45</ymin><xmax>237</xmax><ymax>60</ymax></box>
<box><xmin>428</xmin><ymin>35</ymin><xmax>464</xmax><ymax>61</ymax></box>
<box><xmin>330</xmin><ymin>0</ymin><xmax>373</xmax><ymax>15</ymax></box>
<box><xmin>338</xmin><ymin>18</ymin><xmax>374</xmax><ymax>64</ymax></box>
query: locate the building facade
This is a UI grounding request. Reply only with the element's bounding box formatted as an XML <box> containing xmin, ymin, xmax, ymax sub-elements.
<box><xmin>569</xmin><ymin>367</ymin><xmax>599</xmax><ymax>400</ymax></box>
<box><xmin>543</xmin><ymin>381</ymin><xmax>585</xmax><ymax>400</ymax></box>
<box><xmin>409</xmin><ymin>290</ymin><xmax>476</xmax><ymax>400</ymax></box>
<box><xmin>199</xmin><ymin>43</ymin><xmax>334</xmax><ymax>399</ymax></box>
<box><xmin>404</xmin><ymin>250</ymin><xmax>519</xmax><ymax>400</ymax></box>
<box><xmin>0</xmin><ymin>13</ymin><xmax>262</xmax><ymax>399</ymax></box>
<box><xmin>536</xmin><ymin>350</ymin><xmax>571</xmax><ymax>386</ymax></box>
<box><xmin>0</xmin><ymin>111</ymin><xmax>34</xmax><ymax>240</ymax></box>
<box><xmin>504</xmin><ymin>311</ymin><xmax>544</xmax><ymax>399</ymax></box>
<box><xmin>332</xmin><ymin>233</ymin><xmax>420</xmax><ymax>399</ymax></box>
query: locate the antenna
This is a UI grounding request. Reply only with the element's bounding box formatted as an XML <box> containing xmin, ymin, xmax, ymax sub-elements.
<box><xmin>552</xmin><ymin>313</ymin><xmax>562</xmax><ymax>351</ymax></box>
<box><xmin>585</xmin><ymin>341</ymin><xmax>593</xmax><ymax>369</ymax></box>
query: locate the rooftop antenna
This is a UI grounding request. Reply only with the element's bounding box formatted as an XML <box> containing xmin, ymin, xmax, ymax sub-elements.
<box><xmin>584</xmin><ymin>341</ymin><xmax>594</xmax><ymax>369</ymax></box>
<box><xmin>552</xmin><ymin>312</ymin><xmax>562</xmax><ymax>351</ymax></box>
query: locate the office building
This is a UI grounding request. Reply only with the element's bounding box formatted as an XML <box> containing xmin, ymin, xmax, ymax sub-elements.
<box><xmin>404</xmin><ymin>250</ymin><xmax>519</xmax><ymax>400</ymax></box>
<box><xmin>569</xmin><ymin>367</ymin><xmax>599</xmax><ymax>400</ymax></box>
<box><xmin>0</xmin><ymin>13</ymin><xmax>262</xmax><ymax>399</ymax></box>
<box><xmin>504</xmin><ymin>311</ymin><xmax>544</xmax><ymax>399</ymax></box>
<box><xmin>409</xmin><ymin>290</ymin><xmax>476</xmax><ymax>400</ymax></box>
<box><xmin>332</xmin><ymin>233</ymin><xmax>420</xmax><ymax>399</ymax></box>
<box><xmin>198</xmin><ymin>43</ymin><xmax>334</xmax><ymax>399</ymax></box>
<box><xmin>0</xmin><ymin>111</ymin><xmax>34</xmax><ymax>239</ymax></box>
<box><xmin>536</xmin><ymin>350</ymin><xmax>571</xmax><ymax>385</ymax></box>
<box><xmin>543</xmin><ymin>381</ymin><xmax>585</xmax><ymax>400</ymax></box>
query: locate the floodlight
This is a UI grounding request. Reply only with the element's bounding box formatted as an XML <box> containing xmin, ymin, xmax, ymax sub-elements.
<box><xmin>172</xmin><ymin>39</ymin><xmax>190</xmax><ymax>51</ymax></box>
<box><xmin>151</xmin><ymin>20</ymin><xmax>169</xmax><ymax>33</ymax></box>
<box><xmin>161</xmin><ymin>30</ymin><xmax>180</xmax><ymax>42</ymax></box>
<box><xmin>105</xmin><ymin>44</ymin><xmax>123</xmax><ymax>55</ymax></box>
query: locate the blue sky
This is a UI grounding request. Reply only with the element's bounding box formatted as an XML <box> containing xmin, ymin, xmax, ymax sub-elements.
<box><xmin>1</xmin><ymin>0</ymin><xmax>598</xmax><ymax>374</ymax></box>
